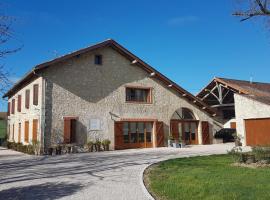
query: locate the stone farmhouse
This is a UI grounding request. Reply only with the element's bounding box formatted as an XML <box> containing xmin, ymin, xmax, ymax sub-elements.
<box><xmin>3</xmin><ymin>39</ymin><xmax>221</xmax><ymax>152</ymax></box>
<box><xmin>197</xmin><ymin>77</ymin><xmax>270</xmax><ymax>146</ymax></box>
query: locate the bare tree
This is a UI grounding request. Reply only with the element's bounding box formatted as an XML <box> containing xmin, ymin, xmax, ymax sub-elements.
<box><xmin>233</xmin><ymin>0</ymin><xmax>270</xmax><ymax>22</ymax></box>
<box><xmin>0</xmin><ymin>14</ymin><xmax>21</xmax><ymax>94</ymax></box>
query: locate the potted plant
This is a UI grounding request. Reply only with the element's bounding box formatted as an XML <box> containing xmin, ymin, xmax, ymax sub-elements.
<box><xmin>95</xmin><ymin>139</ymin><xmax>102</xmax><ymax>152</ymax></box>
<box><xmin>32</xmin><ymin>140</ymin><xmax>41</xmax><ymax>155</ymax></box>
<box><xmin>234</xmin><ymin>134</ymin><xmax>242</xmax><ymax>147</ymax></box>
<box><xmin>56</xmin><ymin>144</ymin><xmax>62</xmax><ymax>155</ymax></box>
<box><xmin>178</xmin><ymin>137</ymin><xmax>184</xmax><ymax>148</ymax></box>
<box><xmin>102</xmin><ymin>139</ymin><xmax>111</xmax><ymax>151</ymax></box>
<box><xmin>87</xmin><ymin>140</ymin><xmax>94</xmax><ymax>152</ymax></box>
<box><xmin>168</xmin><ymin>135</ymin><xmax>174</xmax><ymax>147</ymax></box>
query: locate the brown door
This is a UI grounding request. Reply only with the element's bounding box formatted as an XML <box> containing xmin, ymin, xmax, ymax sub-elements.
<box><xmin>32</xmin><ymin>119</ymin><xmax>38</xmax><ymax>142</ymax></box>
<box><xmin>230</xmin><ymin>122</ymin><xmax>236</xmax><ymax>129</ymax></box>
<box><xmin>202</xmin><ymin>121</ymin><xmax>210</xmax><ymax>144</ymax></box>
<box><xmin>156</xmin><ymin>121</ymin><xmax>164</xmax><ymax>147</ymax></box>
<box><xmin>245</xmin><ymin>118</ymin><xmax>270</xmax><ymax>146</ymax></box>
<box><xmin>114</xmin><ymin>121</ymin><xmax>123</xmax><ymax>150</ymax></box>
<box><xmin>64</xmin><ymin>118</ymin><xmax>77</xmax><ymax>143</ymax></box>
<box><xmin>24</xmin><ymin>121</ymin><xmax>29</xmax><ymax>143</ymax></box>
<box><xmin>183</xmin><ymin>122</ymin><xmax>198</xmax><ymax>145</ymax></box>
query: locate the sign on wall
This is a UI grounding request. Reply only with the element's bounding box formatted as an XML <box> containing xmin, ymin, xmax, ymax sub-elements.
<box><xmin>90</xmin><ymin>119</ymin><xmax>101</xmax><ymax>131</ymax></box>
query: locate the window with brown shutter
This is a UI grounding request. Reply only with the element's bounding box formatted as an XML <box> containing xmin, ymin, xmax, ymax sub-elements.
<box><xmin>32</xmin><ymin>119</ymin><xmax>38</xmax><ymax>142</ymax></box>
<box><xmin>7</xmin><ymin>102</ymin><xmax>10</xmax><ymax>116</ymax></box>
<box><xmin>24</xmin><ymin>121</ymin><xmax>29</xmax><ymax>143</ymax></box>
<box><xmin>11</xmin><ymin>99</ymin><xmax>15</xmax><ymax>114</ymax></box>
<box><xmin>17</xmin><ymin>95</ymin><xmax>21</xmax><ymax>112</ymax></box>
<box><xmin>25</xmin><ymin>89</ymin><xmax>30</xmax><ymax>109</ymax></box>
<box><xmin>33</xmin><ymin>84</ymin><xmax>39</xmax><ymax>105</ymax></box>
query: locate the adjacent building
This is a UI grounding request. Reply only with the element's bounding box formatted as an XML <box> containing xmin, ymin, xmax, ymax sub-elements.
<box><xmin>197</xmin><ymin>77</ymin><xmax>270</xmax><ymax>146</ymax></box>
<box><xmin>3</xmin><ymin>39</ymin><xmax>220</xmax><ymax>152</ymax></box>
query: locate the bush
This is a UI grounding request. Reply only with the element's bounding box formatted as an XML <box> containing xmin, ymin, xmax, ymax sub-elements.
<box><xmin>228</xmin><ymin>147</ymin><xmax>244</xmax><ymax>162</ymax></box>
<box><xmin>252</xmin><ymin>146</ymin><xmax>270</xmax><ymax>162</ymax></box>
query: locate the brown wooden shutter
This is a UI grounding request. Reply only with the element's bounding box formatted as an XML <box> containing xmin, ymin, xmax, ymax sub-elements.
<box><xmin>17</xmin><ymin>95</ymin><xmax>21</xmax><ymax>112</ymax></box>
<box><xmin>202</xmin><ymin>121</ymin><xmax>210</xmax><ymax>144</ymax></box>
<box><xmin>11</xmin><ymin>99</ymin><xmax>15</xmax><ymax>114</ymax></box>
<box><xmin>18</xmin><ymin>123</ymin><xmax>21</xmax><ymax>143</ymax></box>
<box><xmin>12</xmin><ymin>124</ymin><xmax>14</xmax><ymax>141</ymax></box>
<box><xmin>156</xmin><ymin>121</ymin><xmax>164</xmax><ymax>147</ymax></box>
<box><xmin>7</xmin><ymin>102</ymin><xmax>10</xmax><ymax>116</ymax></box>
<box><xmin>33</xmin><ymin>84</ymin><xmax>39</xmax><ymax>105</ymax></box>
<box><xmin>25</xmin><ymin>90</ymin><xmax>30</xmax><ymax>109</ymax></box>
<box><xmin>24</xmin><ymin>121</ymin><xmax>29</xmax><ymax>143</ymax></box>
<box><xmin>64</xmin><ymin>118</ymin><xmax>71</xmax><ymax>143</ymax></box>
<box><xmin>114</xmin><ymin>121</ymin><xmax>123</xmax><ymax>150</ymax></box>
<box><xmin>32</xmin><ymin>119</ymin><xmax>38</xmax><ymax>142</ymax></box>
<box><xmin>170</xmin><ymin>121</ymin><xmax>179</xmax><ymax>140</ymax></box>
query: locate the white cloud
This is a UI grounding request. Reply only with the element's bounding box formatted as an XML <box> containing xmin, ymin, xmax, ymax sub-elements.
<box><xmin>168</xmin><ymin>16</ymin><xmax>199</xmax><ymax>26</ymax></box>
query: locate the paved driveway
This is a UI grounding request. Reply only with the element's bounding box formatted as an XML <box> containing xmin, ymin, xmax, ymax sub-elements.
<box><xmin>0</xmin><ymin>144</ymin><xmax>238</xmax><ymax>200</ymax></box>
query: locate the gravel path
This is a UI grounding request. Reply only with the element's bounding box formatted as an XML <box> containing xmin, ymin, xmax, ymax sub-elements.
<box><xmin>0</xmin><ymin>144</ymin><xmax>243</xmax><ymax>200</ymax></box>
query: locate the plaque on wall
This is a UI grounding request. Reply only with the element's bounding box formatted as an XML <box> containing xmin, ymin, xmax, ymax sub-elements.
<box><xmin>90</xmin><ymin>119</ymin><xmax>101</xmax><ymax>130</ymax></box>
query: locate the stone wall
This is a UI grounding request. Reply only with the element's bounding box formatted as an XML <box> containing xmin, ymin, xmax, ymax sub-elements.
<box><xmin>234</xmin><ymin>93</ymin><xmax>270</xmax><ymax>146</ymax></box>
<box><xmin>41</xmin><ymin>46</ymin><xmax>220</xmax><ymax>149</ymax></box>
<box><xmin>7</xmin><ymin>77</ymin><xmax>43</xmax><ymax>145</ymax></box>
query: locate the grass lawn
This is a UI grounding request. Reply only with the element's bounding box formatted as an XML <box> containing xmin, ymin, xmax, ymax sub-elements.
<box><xmin>144</xmin><ymin>155</ymin><xmax>270</xmax><ymax>200</ymax></box>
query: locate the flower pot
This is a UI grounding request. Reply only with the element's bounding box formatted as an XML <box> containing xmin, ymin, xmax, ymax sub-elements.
<box><xmin>172</xmin><ymin>142</ymin><xmax>180</xmax><ymax>148</ymax></box>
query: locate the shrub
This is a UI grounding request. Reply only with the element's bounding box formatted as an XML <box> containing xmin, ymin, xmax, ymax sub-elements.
<box><xmin>95</xmin><ymin>139</ymin><xmax>102</xmax><ymax>152</ymax></box>
<box><xmin>252</xmin><ymin>146</ymin><xmax>270</xmax><ymax>162</ymax></box>
<box><xmin>87</xmin><ymin>140</ymin><xmax>94</xmax><ymax>152</ymax></box>
<box><xmin>215</xmin><ymin>128</ymin><xmax>235</xmax><ymax>142</ymax></box>
<box><xmin>227</xmin><ymin>147</ymin><xmax>244</xmax><ymax>163</ymax></box>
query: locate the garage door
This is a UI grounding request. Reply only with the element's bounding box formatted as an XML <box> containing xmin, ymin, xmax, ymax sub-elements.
<box><xmin>245</xmin><ymin>118</ymin><xmax>270</xmax><ymax>146</ymax></box>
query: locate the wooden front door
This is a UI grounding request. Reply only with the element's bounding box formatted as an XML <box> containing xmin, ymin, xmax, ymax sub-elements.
<box><xmin>114</xmin><ymin>121</ymin><xmax>156</xmax><ymax>150</ymax></box>
<box><xmin>245</xmin><ymin>118</ymin><xmax>270</xmax><ymax>146</ymax></box>
<box><xmin>202</xmin><ymin>121</ymin><xmax>210</xmax><ymax>144</ymax></box>
<box><xmin>64</xmin><ymin>117</ymin><xmax>77</xmax><ymax>143</ymax></box>
<box><xmin>170</xmin><ymin>120</ymin><xmax>198</xmax><ymax>144</ymax></box>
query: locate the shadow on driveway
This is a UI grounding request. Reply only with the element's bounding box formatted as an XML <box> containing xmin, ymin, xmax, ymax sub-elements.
<box><xmin>0</xmin><ymin>182</ymin><xmax>83</xmax><ymax>200</ymax></box>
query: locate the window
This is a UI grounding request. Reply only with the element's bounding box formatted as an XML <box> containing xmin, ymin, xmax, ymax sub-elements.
<box><xmin>32</xmin><ymin>119</ymin><xmax>38</xmax><ymax>142</ymax></box>
<box><xmin>18</xmin><ymin>123</ymin><xmax>21</xmax><ymax>143</ymax></box>
<box><xmin>94</xmin><ymin>55</ymin><xmax>102</xmax><ymax>65</ymax></box>
<box><xmin>25</xmin><ymin>89</ymin><xmax>30</xmax><ymax>109</ymax></box>
<box><xmin>24</xmin><ymin>121</ymin><xmax>29</xmax><ymax>143</ymax></box>
<box><xmin>122</xmin><ymin>122</ymin><xmax>153</xmax><ymax>144</ymax></box>
<box><xmin>126</xmin><ymin>87</ymin><xmax>151</xmax><ymax>103</ymax></box>
<box><xmin>33</xmin><ymin>84</ymin><xmax>39</xmax><ymax>105</ymax></box>
<box><xmin>11</xmin><ymin>99</ymin><xmax>15</xmax><ymax>114</ymax></box>
<box><xmin>17</xmin><ymin>95</ymin><xmax>21</xmax><ymax>112</ymax></box>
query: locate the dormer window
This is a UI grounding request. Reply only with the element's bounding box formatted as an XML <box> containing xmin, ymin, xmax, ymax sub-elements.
<box><xmin>94</xmin><ymin>55</ymin><xmax>102</xmax><ymax>65</ymax></box>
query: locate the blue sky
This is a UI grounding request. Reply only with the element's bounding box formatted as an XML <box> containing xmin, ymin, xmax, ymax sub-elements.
<box><xmin>1</xmin><ymin>0</ymin><xmax>270</xmax><ymax>110</ymax></box>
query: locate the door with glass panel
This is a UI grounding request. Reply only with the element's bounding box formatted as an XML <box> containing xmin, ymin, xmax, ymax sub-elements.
<box><xmin>121</xmin><ymin>121</ymin><xmax>153</xmax><ymax>148</ymax></box>
<box><xmin>183</xmin><ymin>122</ymin><xmax>197</xmax><ymax>144</ymax></box>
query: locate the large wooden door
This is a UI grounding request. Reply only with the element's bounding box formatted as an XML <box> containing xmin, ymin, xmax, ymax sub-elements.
<box><xmin>64</xmin><ymin>117</ymin><xmax>77</xmax><ymax>143</ymax></box>
<box><xmin>202</xmin><ymin>121</ymin><xmax>210</xmax><ymax>144</ymax></box>
<box><xmin>245</xmin><ymin>118</ymin><xmax>270</xmax><ymax>146</ymax></box>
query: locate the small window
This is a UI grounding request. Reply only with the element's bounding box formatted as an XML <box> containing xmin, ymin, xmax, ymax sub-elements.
<box><xmin>33</xmin><ymin>84</ymin><xmax>39</xmax><ymax>106</ymax></box>
<box><xmin>94</xmin><ymin>55</ymin><xmax>102</xmax><ymax>65</ymax></box>
<box><xmin>25</xmin><ymin>89</ymin><xmax>30</xmax><ymax>109</ymax></box>
<box><xmin>17</xmin><ymin>95</ymin><xmax>21</xmax><ymax>112</ymax></box>
<box><xmin>11</xmin><ymin>99</ymin><xmax>15</xmax><ymax>114</ymax></box>
<box><xmin>126</xmin><ymin>87</ymin><xmax>151</xmax><ymax>103</ymax></box>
